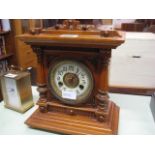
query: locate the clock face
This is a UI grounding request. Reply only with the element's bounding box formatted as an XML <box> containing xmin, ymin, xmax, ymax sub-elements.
<box><xmin>48</xmin><ymin>60</ymin><xmax>94</xmax><ymax>105</ymax></box>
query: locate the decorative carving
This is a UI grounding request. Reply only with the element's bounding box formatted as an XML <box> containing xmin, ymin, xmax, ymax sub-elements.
<box><xmin>100</xmin><ymin>30</ymin><xmax>110</xmax><ymax>37</ymax></box>
<box><xmin>29</xmin><ymin>28</ymin><xmax>42</xmax><ymax>35</ymax></box>
<box><xmin>95</xmin><ymin>114</ymin><xmax>106</xmax><ymax>122</ymax></box>
<box><xmin>88</xmin><ymin>56</ymin><xmax>99</xmax><ymax>69</ymax></box>
<box><xmin>95</xmin><ymin>90</ymin><xmax>109</xmax><ymax>110</ymax></box>
<box><xmin>45</xmin><ymin>101</ymin><xmax>108</xmax><ymax>121</ymax></box>
<box><xmin>63</xmin><ymin>19</ymin><xmax>80</xmax><ymax>30</ymax></box>
<box><xmin>32</xmin><ymin>46</ymin><xmax>43</xmax><ymax>63</ymax></box>
<box><xmin>95</xmin><ymin>90</ymin><xmax>109</xmax><ymax>122</ymax></box>
<box><xmin>46</xmin><ymin>55</ymin><xmax>58</xmax><ymax>68</ymax></box>
<box><xmin>99</xmin><ymin>50</ymin><xmax>111</xmax><ymax>68</ymax></box>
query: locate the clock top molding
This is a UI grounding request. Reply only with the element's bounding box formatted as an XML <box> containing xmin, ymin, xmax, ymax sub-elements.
<box><xmin>18</xmin><ymin>22</ymin><xmax>125</xmax><ymax>49</ymax></box>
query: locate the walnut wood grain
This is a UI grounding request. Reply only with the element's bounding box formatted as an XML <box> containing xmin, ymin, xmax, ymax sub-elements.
<box><xmin>26</xmin><ymin>101</ymin><xmax>119</xmax><ymax>135</ymax></box>
<box><xmin>18</xmin><ymin>29</ymin><xmax>125</xmax><ymax>49</ymax></box>
<box><xmin>19</xmin><ymin>26</ymin><xmax>125</xmax><ymax>135</ymax></box>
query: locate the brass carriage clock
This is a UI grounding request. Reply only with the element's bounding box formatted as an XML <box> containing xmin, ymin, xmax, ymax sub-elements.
<box><xmin>18</xmin><ymin>20</ymin><xmax>125</xmax><ymax>134</ymax></box>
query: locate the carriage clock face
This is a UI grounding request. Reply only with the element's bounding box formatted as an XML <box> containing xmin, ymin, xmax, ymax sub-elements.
<box><xmin>48</xmin><ymin>60</ymin><xmax>94</xmax><ymax>105</ymax></box>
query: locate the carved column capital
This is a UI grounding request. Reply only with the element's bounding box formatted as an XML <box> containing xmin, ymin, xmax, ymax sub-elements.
<box><xmin>31</xmin><ymin>46</ymin><xmax>43</xmax><ymax>63</ymax></box>
<box><xmin>98</xmin><ymin>49</ymin><xmax>111</xmax><ymax>68</ymax></box>
<box><xmin>87</xmin><ymin>56</ymin><xmax>99</xmax><ymax>69</ymax></box>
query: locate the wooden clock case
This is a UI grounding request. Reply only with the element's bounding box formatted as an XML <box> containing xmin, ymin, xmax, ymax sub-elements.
<box><xmin>18</xmin><ymin>21</ymin><xmax>125</xmax><ymax>134</ymax></box>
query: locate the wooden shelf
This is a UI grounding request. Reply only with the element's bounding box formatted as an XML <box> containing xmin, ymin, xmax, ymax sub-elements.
<box><xmin>0</xmin><ymin>53</ymin><xmax>13</xmax><ymax>61</ymax></box>
<box><xmin>0</xmin><ymin>31</ymin><xmax>10</xmax><ymax>35</ymax></box>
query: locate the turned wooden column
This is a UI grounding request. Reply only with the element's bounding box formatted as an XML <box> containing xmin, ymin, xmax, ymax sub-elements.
<box><xmin>32</xmin><ymin>47</ymin><xmax>48</xmax><ymax>99</ymax></box>
<box><xmin>96</xmin><ymin>49</ymin><xmax>111</xmax><ymax>112</ymax></box>
<box><xmin>98</xmin><ymin>50</ymin><xmax>111</xmax><ymax>91</ymax></box>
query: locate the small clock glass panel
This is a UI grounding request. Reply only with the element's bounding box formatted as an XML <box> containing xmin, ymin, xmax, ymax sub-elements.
<box><xmin>48</xmin><ymin>60</ymin><xmax>94</xmax><ymax>105</ymax></box>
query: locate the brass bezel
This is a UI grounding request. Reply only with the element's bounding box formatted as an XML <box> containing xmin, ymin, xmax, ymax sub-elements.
<box><xmin>48</xmin><ymin>59</ymin><xmax>94</xmax><ymax>105</ymax></box>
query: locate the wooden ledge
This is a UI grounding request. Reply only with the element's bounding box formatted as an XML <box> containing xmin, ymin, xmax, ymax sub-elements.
<box><xmin>25</xmin><ymin>101</ymin><xmax>119</xmax><ymax>135</ymax></box>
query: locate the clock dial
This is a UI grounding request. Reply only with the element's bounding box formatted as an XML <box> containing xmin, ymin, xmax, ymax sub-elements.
<box><xmin>48</xmin><ymin>60</ymin><xmax>94</xmax><ymax>105</ymax></box>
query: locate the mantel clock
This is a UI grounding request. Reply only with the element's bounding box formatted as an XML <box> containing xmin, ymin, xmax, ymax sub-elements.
<box><xmin>18</xmin><ymin>20</ymin><xmax>125</xmax><ymax>134</ymax></box>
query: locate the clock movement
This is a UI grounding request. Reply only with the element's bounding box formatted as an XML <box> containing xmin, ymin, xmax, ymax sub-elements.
<box><xmin>18</xmin><ymin>20</ymin><xmax>125</xmax><ymax>134</ymax></box>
